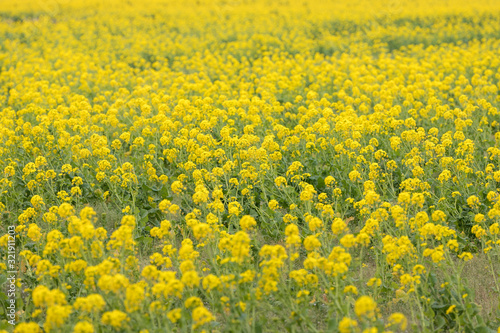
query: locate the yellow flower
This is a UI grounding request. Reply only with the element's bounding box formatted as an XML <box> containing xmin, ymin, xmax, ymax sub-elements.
<box><xmin>98</xmin><ymin>274</ymin><xmax>129</xmax><ymax>293</ymax></box>
<box><xmin>354</xmin><ymin>296</ymin><xmax>377</xmax><ymax>318</ymax></box>
<box><xmin>58</xmin><ymin>203</ymin><xmax>74</xmax><ymax>218</ymax></box>
<box><xmin>237</xmin><ymin>301</ymin><xmax>246</xmax><ymax>311</ymax></box>
<box><xmin>274</xmin><ymin>176</ymin><xmax>287</xmax><ymax>187</ymax></box>
<box><xmin>101</xmin><ymin>310</ymin><xmax>129</xmax><ymax>329</ymax></box>
<box><xmin>268</xmin><ymin>199</ymin><xmax>280</xmax><ymax>210</ymax></box>
<box><xmin>125</xmin><ymin>283</ymin><xmax>145</xmax><ymax>312</ymax></box>
<box><xmin>490</xmin><ymin>223</ymin><xmax>500</xmax><ymax>235</ymax></box>
<box><xmin>192</xmin><ymin>306</ymin><xmax>215</xmax><ymax>329</ymax></box>
<box><xmin>179</xmin><ymin>239</ymin><xmax>199</xmax><ymax>260</ymax></box>
<box><xmin>65</xmin><ymin>259</ymin><xmax>88</xmax><ymax>274</ymax></box>
<box><xmin>458</xmin><ymin>252</ymin><xmax>473</xmax><ymax>261</ymax></box>
<box><xmin>300</xmin><ymin>184</ymin><xmax>316</xmax><ymax>201</ymax></box>
<box><xmin>303</xmin><ymin>235</ymin><xmax>321</xmax><ymax>251</ymax></box>
<box><xmin>340</xmin><ymin>234</ymin><xmax>356</xmax><ymax>248</ymax></box>
<box><xmin>367</xmin><ymin>278</ymin><xmax>382</xmax><ymax>287</ymax></box>
<box><xmin>338</xmin><ymin>317</ymin><xmax>358</xmax><ymax>333</ymax></box>
<box><xmin>343</xmin><ymin>285</ymin><xmax>358</xmax><ymax>295</ymax></box>
<box><xmin>45</xmin><ymin>305</ymin><xmax>72</xmax><ymax>332</ymax></box>
<box><xmin>181</xmin><ymin>270</ymin><xmax>200</xmax><ymax>288</ymax></box>
<box><xmin>27</xmin><ymin>223</ymin><xmax>42</xmax><ymax>242</ymax></box>
<box><xmin>331</xmin><ymin>218</ymin><xmax>347</xmax><ymax>235</ymax></box>
<box><xmin>471</xmin><ymin>225</ymin><xmax>487</xmax><ymax>238</ymax></box>
<box><xmin>73</xmin><ymin>321</ymin><xmax>94</xmax><ymax>333</ymax></box>
<box><xmin>202</xmin><ymin>274</ymin><xmax>221</xmax><ymax>291</ymax></box>
<box><xmin>121</xmin><ymin>215</ymin><xmax>136</xmax><ymax>228</ymax></box>
<box><xmin>193</xmin><ymin>184</ymin><xmax>210</xmax><ymax>203</ymax></box>
<box><xmin>473</xmin><ymin>213</ymin><xmax>485</xmax><ymax>223</ymax></box>
<box><xmin>4</xmin><ymin>165</ymin><xmax>15</xmax><ymax>177</ymax></box>
<box><xmin>32</xmin><ymin>285</ymin><xmax>67</xmax><ymax>308</ymax></box>
<box><xmin>239</xmin><ymin>270</ymin><xmax>256</xmax><ymax>283</ymax></box>
<box><xmin>30</xmin><ymin>195</ymin><xmax>45</xmax><ymax>210</ymax></box>
<box><xmin>167</xmin><ymin>308</ymin><xmax>182</xmax><ymax>323</ymax></box>
<box><xmin>240</xmin><ymin>215</ymin><xmax>257</xmax><ymax>231</ymax></box>
<box><xmin>308</xmin><ymin>217</ymin><xmax>323</xmax><ymax>232</ymax></box>
<box><xmin>325</xmin><ymin>176</ymin><xmax>335</xmax><ymax>186</ymax></box>
<box><xmin>185</xmin><ymin>296</ymin><xmax>203</xmax><ymax>309</ymax></box>
<box><xmin>467</xmin><ymin>195</ymin><xmax>481</xmax><ymax>209</ymax></box>
<box><xmin>296</xmin><ymin>290</ymin><xmax>310</xmax><ymax>298</ymax></box>
<box><xmin>349</xmin><ymin>170</ymin><xmax>361</xmax><ymax>182</ymax></box>
<box><xmin>171</xmin><ymin>180</ymin><xmax>185</xmax><ymax>194</ymax></box>
<box><xmin>230</xmin><ymin>231</ymin><xmax>251</xmax><ymax>263</ymax></box>
<box><xmin>73</xmin><ymin>294</ymin><xmax>106</xmax><ymax>313</ymax></box>
<box><xmin>14</xmin><ymin>323</ymin><xmax>42</xmax><ymax>333</ymax></box>
<box><xmin>438</xmin><ymin>169</ymin><xmax>451</xmax><ymax>183</ymax></box>
<box><xmin>228</xmin><ymin>201</ymin><xmax>242</xmax><ymax>217</ymax></box>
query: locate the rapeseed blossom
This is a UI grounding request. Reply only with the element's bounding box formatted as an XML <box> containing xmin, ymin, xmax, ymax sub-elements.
<box><xmin>2</xmin><ymin>0</ymin><xmax>500</xmax><ymax>331</ymax></box>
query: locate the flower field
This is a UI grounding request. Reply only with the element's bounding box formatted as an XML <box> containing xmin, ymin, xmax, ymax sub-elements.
<box><xmin>1</xmin><ymin>0</ymin><xmax>500</xmax><ymax>331</ymax></box>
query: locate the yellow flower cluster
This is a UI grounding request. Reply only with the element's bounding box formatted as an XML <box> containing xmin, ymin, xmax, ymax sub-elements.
<box><xmin>2</xmin><ymin>0</ymin><xmax>500</xmax><ymax>331</ymax></box>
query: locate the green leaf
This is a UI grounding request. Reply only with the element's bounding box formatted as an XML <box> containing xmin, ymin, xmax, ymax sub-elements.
<box><xmin>139</xmin><ymin>214</ymin><xmax>148</xmax><ymax>227</ymax></box>
<box><xmin>317</xmin><ymin>176</ymin><xmax>325</xmax><ymax>189</ymax></box>
<box><xmin>431</xmin><ymin>302</ymin><xmax>449</xmax><ymax>310</ymax></box>
<box><xmin>470</xmin><ymin>326</ymin><xmax>491</xmax><ymax>333</ymax></box>
<box><xmin>143</xmin><ymin>237</ymin><xmax>153</xmax><ymax>246</ymax></box>
<box><xmin>424</xmin><ymin>307</ymin><xmax>435</xmax><ymax>319</ymax></box>
<box><xmin>160</xmin><ymin>185</ymin><xmax>169</xmax><ymax>199</ymax></box>
<box><xmin>265</xmin><ymin>207</ymin><xmax>275</xmax><ymax>218</ymax></box>
<box><xmin>147</xmin><ymin>208</ymin><xmax>160</xmax><ymax>215</ymax></box>
<box><xmin>0</xmin><ymin>320</ymin><xmax>11</xmax><ymax>330</ymax></box>
<box><xmin>17</xmin><ymin>294</ymin><xmax>24</xmax><ymax>308</ymax></box>
<box><xmin>434</xmin><ymin>315</ymin><xmax>446</xmax><ymax>330</ymax></box>
<box><xmin>249</xmin><ymin>209</ymin><xmax>258</xmax><ymax>218</ymax></box>
<box><xmin>327</xmin><ymin>317</ymin><xmax>338</xmax><ymax>331</ymax></box>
